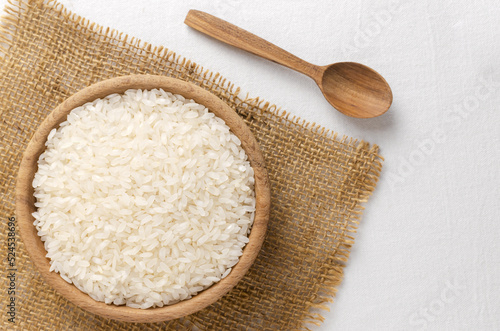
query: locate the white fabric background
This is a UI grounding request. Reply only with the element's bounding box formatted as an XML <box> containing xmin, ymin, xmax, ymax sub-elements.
<box><xmin>3</xmin><ymin>0</ymin><xmax>499</xmax><ymax>329</ymax></box>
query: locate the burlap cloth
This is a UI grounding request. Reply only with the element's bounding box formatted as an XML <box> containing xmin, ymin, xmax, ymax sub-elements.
<box><xmin>0</xmin><ymin>0</ymin><xmax>383</xmax><ymax>330</ymax></box>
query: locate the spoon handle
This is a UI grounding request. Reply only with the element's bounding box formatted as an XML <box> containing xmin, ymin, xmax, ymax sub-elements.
<box><xmin>185</xmin><ymin>10</ymin><xmax>321</xmax><ymax>80</ymax></box>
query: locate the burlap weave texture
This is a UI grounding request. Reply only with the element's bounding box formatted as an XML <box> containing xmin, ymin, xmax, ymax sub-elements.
<box><xmin>0</xmin><ymin>1</ymin><xmax>382</xmax><ymax>330</ymax></box>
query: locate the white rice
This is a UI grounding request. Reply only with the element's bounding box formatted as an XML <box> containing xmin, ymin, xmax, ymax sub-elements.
<box><xmin>32</xmin><ymin>88</ymin><xmax>255</xmax><ymax>309</ymax></box>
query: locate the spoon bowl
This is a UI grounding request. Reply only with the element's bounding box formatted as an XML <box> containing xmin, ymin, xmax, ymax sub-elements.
<box><xmin>185</xmin><ymin>10</ymin><xmax>393</xmax><ymax>118</ymax></box>
<box><xmin>318</xmin><ymin>62</ymin><xmax>393</xmax><ymax>118</ymax></box>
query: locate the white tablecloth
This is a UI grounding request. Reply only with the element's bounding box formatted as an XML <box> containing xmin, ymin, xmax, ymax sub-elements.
<box><xmin>4</xmin><ymin>0</ymin><xmax>499</xmax><ymax>329</ymax></box>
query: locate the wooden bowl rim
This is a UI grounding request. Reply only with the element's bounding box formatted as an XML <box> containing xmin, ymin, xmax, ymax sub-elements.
<box><xmin>15</xmin><ymin>75</ymin><xmax>270</xmax><ymax>323</ymax></box>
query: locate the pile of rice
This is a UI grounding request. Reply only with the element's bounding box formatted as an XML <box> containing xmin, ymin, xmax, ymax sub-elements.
<box><xmin>32</xmin><ymin>89</ymin><xmax>255</xmax><ymax>309</ymax></box>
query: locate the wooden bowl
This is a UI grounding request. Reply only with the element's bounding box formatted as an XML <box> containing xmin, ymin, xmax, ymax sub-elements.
<box><xmin>16</xmin><ymin>75</ymin><xmax>270</xmax><ymax>323</ymax></box>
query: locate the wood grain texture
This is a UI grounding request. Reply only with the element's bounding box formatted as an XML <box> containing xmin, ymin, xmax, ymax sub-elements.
<box><xmin>185</xmin><ymin>10</ymin><xmax>393</xmax><ymax>118</ymax></box>
<box><xmin>16</xmin><ymin>75</ymin><xmax>271</xmax><ymax>323</ymax></box>
<box><xmin>184</xmin><ymin>10</ymin><xmax>320</xmax><ymax>79</ymax></box>
<box><xmin>319</xmin><ymin>62</ymin><xmax>393</xmax><ymax>118</ymax></box>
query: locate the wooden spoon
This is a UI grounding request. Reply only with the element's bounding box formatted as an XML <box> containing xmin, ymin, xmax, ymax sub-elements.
<box><xmin>185</xmin><ymin>10</ymin><xmax>393</xmax><ymax>118</ymax></box>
